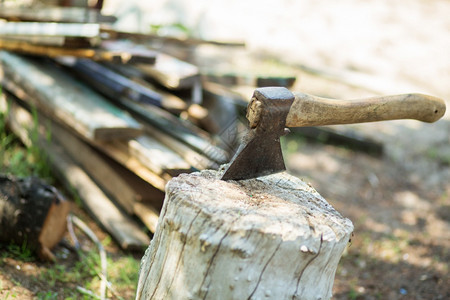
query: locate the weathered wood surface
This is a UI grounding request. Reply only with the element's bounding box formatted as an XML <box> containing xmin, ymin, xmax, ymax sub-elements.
<box><xmin>0</xmin><ymin>22</ymin><xmax>101</xmax><ymax>41</ymax></box>
<box><xmin>286</xmin><ymin>92</ymin><xmax>445</xmax><ymax>127</ymax></box>
<box><xmin>129</xmin><ymin>136</ymin><xmax>193</xmax><ymax>177</ymax></box>
<box><xmin>58</xmin><ymin>58</ymin><xmax>162</xmax><ymax>107</ymax></box>
<box><xmin>0</xmin><ymin>51</ymin><xmax>142</xmax><ymax>141</ymax></box>
<box><xmin>0</xmin><ymin>5</ymin><xmax>116</xmax><ymax>23</ymax></box>
<box><xmin>136</xmin><ymin>170</ymin><xmax>353</xmax><ymax>300</ymax></box>
<box><xmin>2</xmin><ymin>96</ymin><xmax>150</xmax><ymax>250</ymax></box>
<box><xmin>144</xmin><ymin>124</ymin><xmax>218</xmax><ymax>170</ymax></box>
<box><xmin>41</xmin><ymin>110</ymin><xmax>164</xmax><ymax>214</ymax></box>
<box><xmin>96</xmin><ymin>140</ymin><xmax>170</xmax><ymax>192</ymax></box>
<box><xmin>1</xmin><ymin>66</ymin><xmax>171</xmax><ymax>194</ymax></box>
<box><xmin>0</xmin><ymin>35</ymin><xmax>93</xmax><ymax>47</ymax></box>
<box><xmin>100</xmin><ymin>40</ymin><xmax>158</xmax><ymax>64</ymax></box>
<box><xmin>0</xmin><ymin>40</ymin><xmax>149</xmax><ymax>62</ymax></box>
<box><xmin>101</xmin><ymin>26</ymin><xmax>245</xmax><ymax>47</ymax></box>
<box><xmin>102</xmin><ymin>62</ymin><xmax>188</xmax><ymax>113</ymax></box>
<box><xmin>0</xmin><ymin>175</ymin><xmax>71</xmax><ymax>261</ymax></box>
<box><xmin>61</xmin><ymin>57</ymin><xmax>230</xmax><ymax>165</ymax></box>
<box><xmin>135</xmin><ymin>52</ymin><xmax>200</xmax><ymax>90</ymax></box>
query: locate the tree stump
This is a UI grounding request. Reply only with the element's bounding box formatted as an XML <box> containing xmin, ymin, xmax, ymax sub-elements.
<box><xmin>136</xmin><ymin>170</ymin><xmax>353</xmax><ymax>300</ymax></box>
<box><xmin>0</xmin><ymin>174</ymin><xmax>71</xmax><ymax>261</ymax></box>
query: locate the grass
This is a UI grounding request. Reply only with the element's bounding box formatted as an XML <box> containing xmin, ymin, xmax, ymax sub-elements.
<box><xmin>0</xmin><ymin>95</ymin><xmax>51</xmax><ymax>181</ymax></box>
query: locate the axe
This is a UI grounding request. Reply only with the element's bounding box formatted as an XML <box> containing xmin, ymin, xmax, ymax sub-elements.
<box><xmin>221</xmin><ymin>87</ymin><xmax>446</xmax><ymax>180</ymax></box>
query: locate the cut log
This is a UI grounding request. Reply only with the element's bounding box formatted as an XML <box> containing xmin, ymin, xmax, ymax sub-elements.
<box><xmin>0</xmin><ymin>51</ymin><xmax>142</xmax><ymax>141</ymax></box>
<box><xmin>0</xmin><ymin>175</ymin><xmax>71</xmax><ymax>261</ymax></box>
<box><xmin>136</xmin><ymin>170</ymin><xmax>353</xmax><ymax>300</ymax></box>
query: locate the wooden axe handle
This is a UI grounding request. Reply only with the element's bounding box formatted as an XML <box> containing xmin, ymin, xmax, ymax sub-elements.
<box><xmin>286</xmin><ymin>92</ymin><xmax>446</xmax><ymax>127</ymax></box>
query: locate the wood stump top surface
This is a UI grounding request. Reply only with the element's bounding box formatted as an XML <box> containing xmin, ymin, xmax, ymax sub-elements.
<box><xmin>165</xmin><ymin>169</ymin><xmax>353</xmax><ymax>243</ymax></box>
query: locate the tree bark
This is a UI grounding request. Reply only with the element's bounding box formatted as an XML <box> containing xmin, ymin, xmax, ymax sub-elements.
<box><xmin>0</xmin><ymin>175</ymin><xmax>71</xmax><ymax>261</ymax></box>
<box><xmin>136</xmin><ymin>170</ymin><xmax>353</xmax><ymax>300</ymax></box>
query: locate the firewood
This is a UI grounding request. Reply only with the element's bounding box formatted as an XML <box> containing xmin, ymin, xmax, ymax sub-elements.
<box><xmin>0</xmin><ymin>175</ymin><xmax>71</xmax><ymax>261</ymax></box>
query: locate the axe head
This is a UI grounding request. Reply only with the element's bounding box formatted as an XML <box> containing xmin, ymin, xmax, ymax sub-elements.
<box><xmin>221</xmin><ymin>87</ymin><xmax>294</xmax><ymax>180</ymax></box>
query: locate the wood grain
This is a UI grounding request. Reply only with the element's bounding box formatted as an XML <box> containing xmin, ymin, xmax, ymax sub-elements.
<box><xmin>286</xmin><ymin>92</ymin><xmax>446</xmax><ymax>127</ymax></box>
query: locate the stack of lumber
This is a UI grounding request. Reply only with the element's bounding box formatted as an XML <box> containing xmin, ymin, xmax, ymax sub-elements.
<box><xmin>0</xmin><ymin>3</ymin><xmax>298</xmax><ymax>250</ymax></box>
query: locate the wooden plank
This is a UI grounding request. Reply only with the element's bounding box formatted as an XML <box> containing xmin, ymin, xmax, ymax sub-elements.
<box><xmin>129</xmin><ymin>136</ymin><xmax>193</xmax><ymax>177</ymax></box>
<box><xmin>135</xmin><ymin>52</ymin><xmax>200</xmax><ymax>90</ymax></box>
<box><xmin>0</xmin><ymin>35</ymin><xmax>93</xmax><ymax>47</ymax></box>
<box><xmin>96</xmin><ymin>140</ymin><xmax>170</xmax><ymax>192</ymax></box>
<box><xmin>2</xmin><ymin>95</ymin><xmax>150</xmax><ymax>250</ymax></box>
<box><xmin>100</xmin><ymin>40</ymin><xmax>199</xmax><ymax>88</ymax></box>
<box><xmin>1</xmin><ymin>61</ymin><xmax>170</xmax><ymax>193</ymax></box>
<box><xmin>133</xmin><ymin>202</ymin><xmax>159</xmax><ymax>234</ymax></box>
<box><xmin>61</xmin><ymin>57</ymin><xmax>230</xmax><ymax>165</ymax></box>
<box><xmin>0</xmin><ymin>5</ymin><xmax>116</xmax><ymax>23</ymax></box>
<box><xmin>100</xmin><ymin>40</ymin><xmax>158</xmax><ymax>64</ymax></box>
<box><xmin>118</xmin><ymin>99</ymin><xmax>230</xmax><ymax>165</ymax></box>
<box><xmin>0</xmin><ymin>22</ymin><xmax>101</xmax><ymax>38</ymax></box>
<box><xmin>100</xmin><ymin>26</ymin><xmax>245</xmax><ymax>47</ymax></box>
<box><xmin>45</xmin><ymin>111</ymin><xmax>165</xmax><ymax>213</ymax></box>
<box><xmin>57</xmin><ymin>57</ymin><xmax>163</xmax><ymax>107</ymax></box>
<box><xmin>0</xmin><ymin>39</ymin><xmax>150</xmax><ymax>62</ymax></box>
<box><xmin>0</xmin><ymin>51</ymin><xmax>142</xmax><ymax>141</ymax></box>
<box><xmin>102</xmin><ymin>62</ymin><xmax>188</xmax><ymax>113</ymax></box>
<box><xmin>145</xmin><ymin>124</ymin><xmax>218</xmax><ymax>170</ymax></box>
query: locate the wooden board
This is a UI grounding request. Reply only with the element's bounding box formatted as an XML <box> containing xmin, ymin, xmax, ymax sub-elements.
<box><xmin>0</xmin><ymin>51</ymin><xmax>142</xmax><ymax>141</ymax></box>
<box><xmin>57</xmin><ymin>57</ymin><xmax>163</xmax><ymax>107</ymax></box>
<box><xmin>1</xmin><ymin>61</ymin><xmax>173</xmax><ymax>193</ymax></box>
<box><xmin>0</xmin><ymin>5</ymin><xmax>116</xmax><ymax>23</ymax></box>
<box><xmin>102</xmin><ymin>62</ymin><xmax>188</xmax><ymax>113</ymax></box>
<box><xmin>0</xmin><ymin>21</ymin><xmax>101</xmax><ymax>39</ymax></box>
<box><xmin>0</xmin><ymin>39</ymin><xmax>150</xmax><ymax>62</ymax></box>
<box><xmin>2</xmin><ymin>95</ymin><xmax>150</xmax><ymax>250</ymax></box>
<box><xmin>100</xmin><ymin>26</ymin><xmax>245</xmax><ymax>47</ymax></box>
<box><xmin>100</xmin><ymin>40</ymin><xmax>158</xmax><ymax>65</ymax></box>
<box><xmin>144</xmin><ymin>124</ymin><xmax>218</xmax><ymax>170</ymax></box>
<box><xmin>135</xmin><ymin>52</ymin><xmax>200</xmax><ymax>90</ymax></box>
<box><xmin>61</xmin><ymin>57</ymin><xmax>230</xmax><ymax>165</ymax></box>
<box><xmin>96</xmin><ymin>140</ymin><xmax>170</xmax><ymax>192</ymax></box>
<box><xmin>129</xmin><ymin>136</ymin><xmax>193</xmax><ymax>177</ymax></box>
<box><xmin>42</xmin><ymin>110</ymin><xmax>165</xmax><ymax>213</ymax></box>
<box><xmin>0</xmin><ymin>35</ymin><xmax>93</xmax><ymax>47</ymax></box>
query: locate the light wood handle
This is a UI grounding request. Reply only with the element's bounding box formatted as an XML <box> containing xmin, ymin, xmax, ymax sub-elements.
<box><xmin>286</xmin><ymin>92</ymin><xmax>446</xmax><ymax>127</ymax></box>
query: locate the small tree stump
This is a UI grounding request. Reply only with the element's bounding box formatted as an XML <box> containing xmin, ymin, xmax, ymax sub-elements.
<box><xmin>136</xmin><ymin>170</ymin><xmax>353</xmax><ymax>300</ymax></box>
<box><xmin>0</xmin><ymin>174</ymin><xmax>71</xmax><ymax>261</ymax></box>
